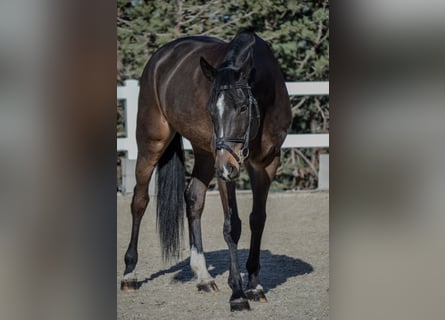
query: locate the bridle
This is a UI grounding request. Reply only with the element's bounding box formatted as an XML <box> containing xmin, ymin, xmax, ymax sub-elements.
<box><xmin>213</xmin><ymin>83</ymin><xmax>260</xmax><ymax>165</ymax></box>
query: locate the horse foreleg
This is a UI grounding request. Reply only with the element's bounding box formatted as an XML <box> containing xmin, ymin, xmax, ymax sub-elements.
<box><xmin>185</xmin><ymin>152</ymin><xmax>218</xmax><ymax>292</ymax></box>
<box><xmin>244</xmin><ymin>156</ymin><xmax>280</xmax><ymax>302</ymax></box>
<box><xmin>218</xmin><ymin>179</ymin><xmax>250</xmax><ymax>311</ymax></box>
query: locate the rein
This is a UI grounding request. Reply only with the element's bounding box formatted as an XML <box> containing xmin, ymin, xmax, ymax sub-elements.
<box><xmin>214</xmin><ymin>83</ymin><xmax>260</xmax><ymax>165</ymax></box>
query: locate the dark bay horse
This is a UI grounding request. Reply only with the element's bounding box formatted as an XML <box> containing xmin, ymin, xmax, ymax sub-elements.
<box><xmin>121</xmin><ymin>30</ymin><xmax>291</xmax><ymax>311</ymax></box>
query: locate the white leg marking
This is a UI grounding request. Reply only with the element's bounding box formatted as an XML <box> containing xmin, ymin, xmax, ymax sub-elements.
<box><xmin>190</xmin><ymin>246</ymin><xmax>212</xmax><ymax>282</ymax></box>
<box><xmin>123</xmin><ymin>271</ymin><xmax>137</xmax><ymax>280</ymax></box>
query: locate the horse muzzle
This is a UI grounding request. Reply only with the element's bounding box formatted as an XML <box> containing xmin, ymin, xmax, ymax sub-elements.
<box><xmin>215</xmin><ymin>150</ymin><xmax>240</xmax><ymax>181</ymax></box>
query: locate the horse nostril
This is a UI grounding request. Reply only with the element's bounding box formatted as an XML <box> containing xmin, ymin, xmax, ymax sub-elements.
<box><xmin>215</xmin><ymin>164</ymin><xmax>238</xmax><ymax>181</ymax></box>
<box><xmin>228</xmin><ymin>165</ymin><xmax>239</xmax><ymax>179</ymax></box>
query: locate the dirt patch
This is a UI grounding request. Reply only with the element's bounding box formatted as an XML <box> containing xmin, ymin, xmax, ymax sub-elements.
<box><xmin>117</xmin><ymin>191</ymin><xmax>329</xmax><ymax>319</ymax></box>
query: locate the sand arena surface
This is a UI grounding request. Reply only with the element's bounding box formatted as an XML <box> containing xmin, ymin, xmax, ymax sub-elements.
<box><xmin>118</xmin><ymin>191</ymin><xmax>328</xmax><ymax>319</ymax></box>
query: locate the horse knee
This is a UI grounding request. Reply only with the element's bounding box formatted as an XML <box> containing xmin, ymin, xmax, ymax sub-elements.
<box><xmin>249</xmin><ymin>210</ymin><xmax>266</xmax><ymax>231</ymax></box>
<box><xmin>185</xmin><ymin>179</ymin><xmax>206</xmax><ymax>218</ymax></box>
<box><xmin>223</xmin><ymin>213</ymin><xmax>242</xmax><ymax>245</ymax></box>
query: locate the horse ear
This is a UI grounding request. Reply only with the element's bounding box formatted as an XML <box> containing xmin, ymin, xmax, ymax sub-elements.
<box><xmin>200</xmin><ymin>57</ymin><xmax>217</xmax><ymax>81</ymax></box>
<box><xmin>238</xmin><ymin>50</ymin><xmax>254</xmax><ymax>83</ymax></box>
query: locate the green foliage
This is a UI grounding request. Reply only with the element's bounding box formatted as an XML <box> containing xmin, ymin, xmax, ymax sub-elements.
<box><xmin>117</xmin><ymin>0</ymin><xmax>329</xmax><ymax>190</ymax></box>
<box><xmin>118</xmin><ymin>0</ymin><xmax>329</xmax><ymax>82</ymax></box>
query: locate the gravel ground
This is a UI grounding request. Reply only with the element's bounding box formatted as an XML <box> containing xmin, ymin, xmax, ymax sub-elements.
<box><xmin>117</xmin><ymin>190</ymin><xmax>329</xmax><ymax>319</ymax></box>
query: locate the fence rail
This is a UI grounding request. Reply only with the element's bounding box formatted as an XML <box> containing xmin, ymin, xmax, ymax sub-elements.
<box><xmin>117</xmin><ymin>80</ymin><xmax>329</xmax><ymax>160</ymax></box>
<box><xmin>118</xmin><ymin>79</ymin><xmax>329</xmax><ymax>192</ymax></box>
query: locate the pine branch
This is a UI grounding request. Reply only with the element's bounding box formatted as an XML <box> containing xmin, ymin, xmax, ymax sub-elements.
<box><xmin>175</xmin><ymin>0</ymin><xmax>184</xmax><ymax>35</ymax></box>
<box><xmin>314</xmin><ymin>99</ymin><xmax>328</xmax><ymax>131</ymax></box>
<box><xmin>117</xmin><ymin>17</ymin><xmax>132</xmax><ymax>27</ymax></box>
<box><xmin>180</xmin><ymin>1</ymin><xmax>218</xmax><ymax>26</ymax></box>
<box><xmin>201</xmin><ymin>11</ymin><xmax>256</xmax><ymax>36</ymax></box>
<box><xmin>292</xmin><ymin>97</ymin><xmax>307</xmax><ymax>116</ymax></box>
<box><xmin>294</xmin><ymin>148</ymin><xmax>319</xmax><ymax>178</ymax></box>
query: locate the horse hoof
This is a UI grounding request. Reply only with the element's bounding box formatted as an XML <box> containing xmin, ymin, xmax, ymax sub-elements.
<box><xmin>120</xmin><ymin>279</ymin><xmax>138</xmax><ymax>292</ymax></box>
<box><xmin>245</xmin><ymin>289</ymin><xmax>268</xmax><ymax>302</ymax></box>
<box><xmin>197</xmin><ymin>280</ymin><xmax>219</xmax><ymax>293</ymax></box>
<box><xmin>230</xmin><ymin>298</ymin><xmax>251</xmax><ymax>312</ymax></box>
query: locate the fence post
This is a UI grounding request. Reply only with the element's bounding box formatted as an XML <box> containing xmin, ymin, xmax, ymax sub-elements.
<box><xmin>121</xmin><ymin>157</ymin><xmax>136</xmax><ymax>194</ymax></box>
<box><xmin>318</xmin><ymin>154</ymin><xmax>329</xmax><ymax>190</ymax></box>
<box><xmin>117</xmin><ymin>79</ymin><xmax>139</xmax><ymax>160</ymax></box>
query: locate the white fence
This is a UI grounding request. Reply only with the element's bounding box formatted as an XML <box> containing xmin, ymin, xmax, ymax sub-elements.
<box><xmin>117</xmin><ymin>79</ymin><xmax>329</xmax><ymax>191</ymax></box>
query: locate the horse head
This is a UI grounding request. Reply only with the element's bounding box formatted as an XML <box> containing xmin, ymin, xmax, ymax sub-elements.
<box><xmin>200</xmin><ymin>44</ymin><xmax>259</xmax><ymax>181</ymax></box>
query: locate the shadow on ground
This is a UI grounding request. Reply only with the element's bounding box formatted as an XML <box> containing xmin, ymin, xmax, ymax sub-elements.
<box><xmin>137</xmin><ymin>249</ymin><xmax>313</xmax><ymax>293</ymax></box>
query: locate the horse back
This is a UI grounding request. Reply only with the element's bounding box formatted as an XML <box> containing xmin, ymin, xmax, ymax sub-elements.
<box><xmin>138</xmin><ymin>34</ymin><xmax>291</xmax><ymax>156</ymax></box>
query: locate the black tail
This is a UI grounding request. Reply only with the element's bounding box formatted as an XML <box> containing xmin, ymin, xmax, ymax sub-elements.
<box><xmin>156</xmin><ymin>133</ymin><xmax>185</xmax><ymax>262</ymax></box>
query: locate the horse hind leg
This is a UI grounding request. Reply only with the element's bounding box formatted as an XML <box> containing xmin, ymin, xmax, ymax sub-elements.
<box><xmin>185</xmin><ymin>151</ymin><xmax>218</xmax><ymax>292</ymax></box>
<box><xmin>121</xmin><ymin>134</ymin><xmax>173</xmax><ymax>291</ymax></box>
<box><xmin>121</xmin><ymin>153</ymin><xmax>157</xmax><ymax>291</ymax></box>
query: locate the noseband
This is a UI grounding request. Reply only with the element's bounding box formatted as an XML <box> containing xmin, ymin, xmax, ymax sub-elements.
<box><xmin>214</xmin><ymin>83</ymin><xmax>260</xmax><ymax>165</ymax></box>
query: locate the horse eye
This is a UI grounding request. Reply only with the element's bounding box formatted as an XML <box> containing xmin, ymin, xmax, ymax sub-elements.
<box><xmin>239</xmin><ymin>105</ymin><xmax>247</xmax><ymax>112</ymax></box>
